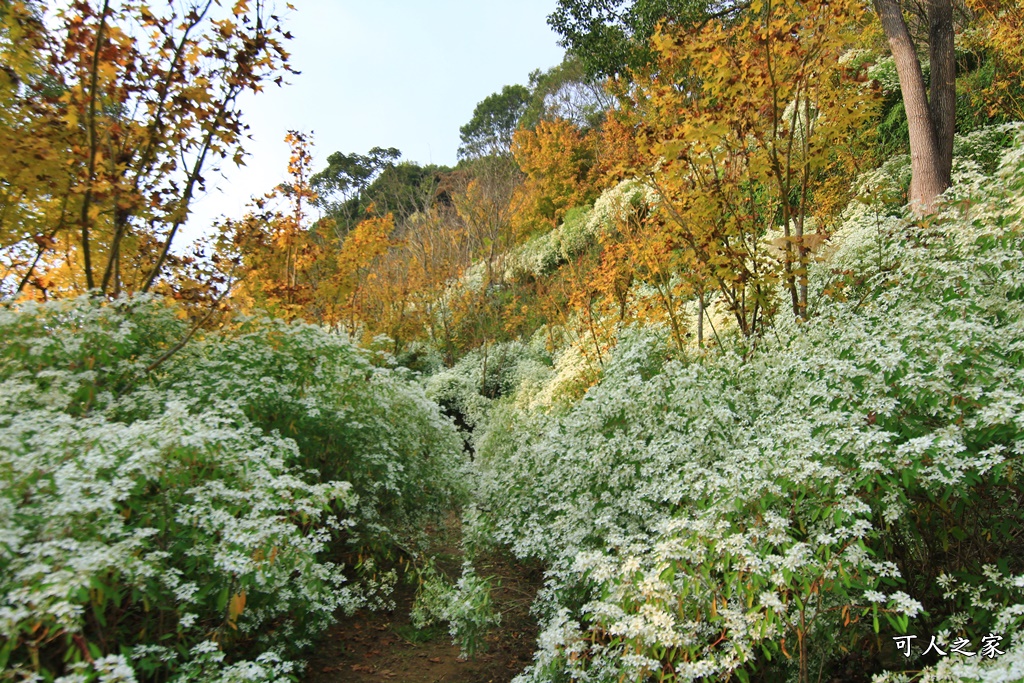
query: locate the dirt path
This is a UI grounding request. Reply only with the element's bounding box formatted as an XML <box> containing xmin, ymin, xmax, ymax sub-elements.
<box><xmin>305</xmin><ymin>521</ymin><xmax>541</xmax><ymax>683</ymax></box>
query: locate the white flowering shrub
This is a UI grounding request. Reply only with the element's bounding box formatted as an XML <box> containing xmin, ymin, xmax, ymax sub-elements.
<box><xmin>153</xmin><ymin>316</ymin><xmax>465</xmax><ymax>556</ymax></box>
<box><xmin>952</xmin><ymin>123</ymin><xmax>1022</xmax><ymax>175</ymax></box>
<box><xmin>556</xmin><ymin>205</ymin><xmax>596</xmax><ymax>262</ymax></box>
<box><xmin>867</xmin><ymin>55</ymin><xmax>901</xmax><ymax>96</ymax></box>
<box><xmin>468</xmin><ymin>131</ymin><xmax>1024</xmax><ymax>682</ymax></box>
<box><xmin>411</xmin><ymin>561</ymin><xmax>501</xmax><ymax>658</ymax></box>
<box><xmin>505</xmin><ymin>229</ymin><xmax>564</xmax><ymax>280</ymax></box>
<box><xmin>425</xmin><ymin>339</ymin><xmax>552</xmax><ymax>436</ymax></box>
<box><xmin>517</xmin><ymin>340</ymin><xmax>599</xmax><ymax>410</ymax></box>
<box><xmin>0</xmin><ymin>297</ymin><xmax>464</xmax><ymax>681</ymax></box>
<box><xmin>502</xmin><ymin>179</ymin><xmax>658</xmax><ymax>283</ymax></box>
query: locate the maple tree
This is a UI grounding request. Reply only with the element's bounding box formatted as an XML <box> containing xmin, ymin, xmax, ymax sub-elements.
<box><xmin>511</xmin><ymin>117</ymin><xmax>599</xmax><ymax>237</ymax></box>
<box><xmin>330</xmin><ymin>212</ymin><xmax>395</xmax><ymax>333</ymax></box>
<box><xmin>965</xmin><ymin>0</ymin><xmax>1024</xmax><ymax>123</ymax></box>
<box><xmin>452</xmin><ymin>157</ymin><xmax>525</xmax><ymax>289</ymax></box>
<box><xmin>630</xmin><ymin>0</ymin><xmax>876</xmax><ymax>334</ymax></box>
<box><xmin>228</xmin><ymin>133</ymin><xmax>479</xmax><ymax>355</ymax></box>
<box><xmin>349</xmin><ymin>210</ymin><xmax>470</xmax><ymax>355</ymax></box>
<box><xmin>226</xmin><ymin>130</ymin><xmax>326</xmax><ymax>321</ymax></box>
<box><xmin>0</xmin><ymin>0</ymin><xmax>293</xmax><ymax>300</ymax></box>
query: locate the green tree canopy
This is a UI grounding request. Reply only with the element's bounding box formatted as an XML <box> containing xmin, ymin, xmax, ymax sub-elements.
<box><xmin>311</xmin><ymin>148</ymin><xmax>448</xmax><ymax>233</ymax></box>
<box><xmin>547</xmin><ymin>0</ymin><xmax>746</xmax><ymax>80</ymax></box>
<box><xmin>311</xmin><ymin>147</ymin><xmax>402</xmax><ymax>203</ymax></box>
<box><xmin>458</xmin><ymin>84</ymin><xmax>532</xmax><ymax>160</ymax></box>
<box><xmin>520</xmin><ymin>55</ymin><xmax>614</xmax><ymax>130</ymax></box>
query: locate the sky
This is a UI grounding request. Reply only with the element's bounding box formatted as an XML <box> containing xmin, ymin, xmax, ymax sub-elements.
<box><xmin>182</xmin><ymin>0</ymin><xmax>566</xmax><ymax>244</ymax></box>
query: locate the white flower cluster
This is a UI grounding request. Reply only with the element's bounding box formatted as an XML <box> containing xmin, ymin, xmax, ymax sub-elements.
<box><xmin>464</xmin><ymin>127</ymin><xmax>1024</xmax><ymax>681</ymax></box>
<box><xmin>503</xmin><ymin>179</ymin><xmax>658</xmax><ymax>281</ymax></box>
<box><xmin>411</xmin><ymin>561</ymin><xmax>501</xmax><ymax>658</ymax></box>
<box><xmin>0</xmin><ymin>298</ymin><xmax>464</xmax><ymax>681</ymax></box>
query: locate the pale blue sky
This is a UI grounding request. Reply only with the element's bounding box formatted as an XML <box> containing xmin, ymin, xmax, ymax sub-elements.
<box><xmin>184</xmin><ymin>0</ymin><xmax>565</xmax><ymax>242</ymax></box>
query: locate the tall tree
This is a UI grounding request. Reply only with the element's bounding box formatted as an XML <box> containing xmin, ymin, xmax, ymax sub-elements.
<box><xmin>452</xmin><ymin>156</ymin><xmax>525</xmax><ymax>287</ymax></box>
<box><xmin>966</xmin><ymin>0</ymin><xmax>1024</xmax><ymax>122</ymax></box>
<box><xmin>0</xmin><ymin>0</ymin><xmax>293</xmax><ymax>299</ymax></box>
<box><xmin>311</xmin><ymin>148</ymin><xmax>399</xmax><ymax>203</ymax></box>
<box><xmin>519</xmin><ymin>55</ymin><xmax>614</xmax><ymax>130</ymax></box>
<box><xmin>632</xmin><ymin>0</ymin><xmax>874</xmax><ymax>331</ymax></box>
<box><xmin>511</xmin><ymin>117</ymin><xmax>599</xmax><ymax>235</ymax></box>
<box><xmin>310</xmin><ymin>146</ymin><xmax>400</xmax><ymax>234</ymax></box>
<box><xmin>225</xmin><ymin>131</ymin><xmax>328</xmax><ymax>321</ymax></box>
<box><xmin>458</xmin><ymin>84</ymin><xmax>531</xmax><ymax>160</ymax></box>
<box><xmin>547</xmin><ymin>0</ymin><xmax>746</xmax><ymax>80</ymax></box>
<box><xmin>874</xmin><ymin>0</ymin><xmax>956</xmax><ymax>214</ymax></box>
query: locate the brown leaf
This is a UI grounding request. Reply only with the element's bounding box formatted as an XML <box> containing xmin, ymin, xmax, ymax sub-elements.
<box><xmin>32</xmin><ymin>234</ymin><xmax>57</xmax><ymax>250</ymax></box>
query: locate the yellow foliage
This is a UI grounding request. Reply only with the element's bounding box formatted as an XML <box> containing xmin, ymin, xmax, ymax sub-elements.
<box><xmin>226</xmin><ymin>591</ymin><xmax>246</xmax><ymax>630</ymax></box>
<box><xmin>336</xmin><ymin>214</ymin><xmax>393</xmax><ymax>284</ymax></box>
<box><xmin>630</xmin><ymin>0</ymin><xmax>877</xmax><ymax>334</ymax></box>
<box><xmin>966</xmin><ymin>0</ymin><xmax>1024</xmax><ymax>121</ymax></box>
<box><xmin>0</xmin><ymin>0</ymin><xmax>292</xmax><ymax>300</ymax></box>
<box><xmin>512</xmin><ymin>119</ymin><xmax>599</xmax><ymax>237</ymax></box>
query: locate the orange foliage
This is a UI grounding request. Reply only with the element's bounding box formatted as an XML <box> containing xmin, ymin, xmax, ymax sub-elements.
<box><xmin>512</xmin><ymin>119</ymin><xmax>599</xmax><ymax>237</ymax></box>
<box><xmin>335</xmin><ymin>212</ymin><xmax>396</xmax><ymax>332</ymax></box>
<box><xmin>628</xmin><ymin>0</ymin><xmax>875</xmax><ymax>334</ymax></box>
<box><xmin>228</xmin><ymin>132</ymin><xmax>331</xmax><ymax>321</ymax></box>
<box><xmin>0</xmin><ymin>0</ymin><xmax>292</xmax><ymax>300</ymax></box>
<box><xmin>966</xmin><ymin>0</ymin><xmax>1024</xmax><ymax>121</ymax></box>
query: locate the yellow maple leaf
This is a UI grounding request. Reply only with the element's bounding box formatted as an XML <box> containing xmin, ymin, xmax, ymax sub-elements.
<box><xmin>227</xmin><ymin>591</ymin><xmax>246</xmax><ymax>629</ymax></box>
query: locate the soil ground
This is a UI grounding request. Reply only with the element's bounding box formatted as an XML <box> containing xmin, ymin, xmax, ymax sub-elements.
<box><xmin>304</xmin><ymin>517</ymin><xmax>542</xmax><ymax>683</ymax></box>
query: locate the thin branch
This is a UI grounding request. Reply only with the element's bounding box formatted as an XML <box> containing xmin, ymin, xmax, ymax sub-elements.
<box><xmin>101</xmin><ymin>0</ymin><xmax>217</xmax><ymax>294</ymax></box>
<box><xmin>143</xmin><ymin>281</ymin><xmax>232</xmax><ymax>376</ymax></box>
<box><xmin>78</xmin><ymin>0</ymin><xmax>113</xmax><ymax>292</ymax></box>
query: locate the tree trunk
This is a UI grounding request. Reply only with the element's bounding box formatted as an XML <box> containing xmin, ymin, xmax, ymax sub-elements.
<box><xmin>928</xmin><ymin>0</ymin><xmax>956</xmax><ymax>182</ymax></box>
<box><xmin>873</xmin><ymin>0</ymin><xmax>954</xmax><ymax>215</ymax></box>
<box><xmin>697</xmin><ymin>291</ymin><xmax>704</xmax><ymax>347</ymax></box>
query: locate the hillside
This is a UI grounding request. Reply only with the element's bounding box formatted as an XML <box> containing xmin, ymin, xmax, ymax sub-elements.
<box><xmin>2</xmin><ymin>1</ymin><xmax>1024</xmax><ymax>682</ymax></box>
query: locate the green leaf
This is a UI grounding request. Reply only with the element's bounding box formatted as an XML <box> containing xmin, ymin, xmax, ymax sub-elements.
<box><xmin>0</xmin><ymin>637</ymin><xmax>13</xmax><ymax>670</ymax></box>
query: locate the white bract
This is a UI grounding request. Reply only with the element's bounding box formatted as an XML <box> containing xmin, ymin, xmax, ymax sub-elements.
<box><xmin>0</xmin><ymin>301</ymin><xmax>463</xmax><ymax>681</ymax></box>
<box><xmin>449</xmin><ymin>127</ymin><xmax>1024</xmax><ymax>682</ymax></box>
